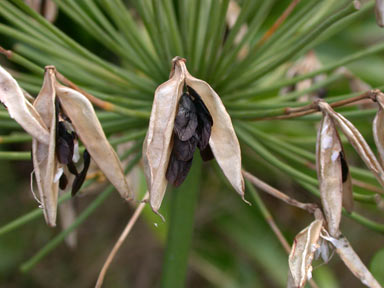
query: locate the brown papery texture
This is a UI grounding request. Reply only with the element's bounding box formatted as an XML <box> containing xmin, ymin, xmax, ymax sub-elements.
<box><xmin>143</xmin><ymin>58</ymin><xmax>185</xmax><ymax>214</ymax></box>
<box><xmin>288</xmin><ymin>219</ymin><xmax>323</xmax><ymax>288</ymax></box>
<box><xmin>316</xmin><ymin>112</ymin><xmax>352</xmax><ymax>236</ymax></box>
<box><xmin>322</xmin><ymin>233</ymin><xmax>382</xmax><ymax>288</ymax></box>
<box><xmin>55</xmin><ymin>83</ymin><xmax>132</xmax><ymax>201</ymax></box>
<box><xmin>0</xmin><ymin>65</ymin><xmax>49</xmax><ymax>144</ymax></box>
<box><xmin>182</xmin><ymin>61</ymin><xmax>245</xmax><ymax>200</ymax></box>
<box><xmin>318</xmin><ymin>101</ymin><xmax>384</xmax><ymax>192</ymax></box>
<box><xmin>32</xmin><ymin>67</ymin><xmax>60</xmax><ymax>227</ymax></box>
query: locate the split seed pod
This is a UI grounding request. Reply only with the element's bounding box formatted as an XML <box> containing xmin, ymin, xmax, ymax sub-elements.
<box><xmin>0</xmin><ymin>65</ymin><xmax>49</xmax><ymax>144</ymax></box>
<box><xmin>288</xmin><ymin>219</ymin><xmax>323</xmax><ymax>288</ymax></box>
<box><xmin>318</xmin><ymin>101</ymin><xmax>384</xmax><ymax>191</ymax></box>
<box><xmin>1</xmin><ymin>65</ymin><xmax>132</xmax><ymax>226</ymax></box>
<box><xmin>373</xmin><ymin>92</ymin><xmax>384</xmax><ymax>167</ymax></box>
<box><xmin>316</xmin><ymin>110</ymin><xmax>353</xmax><ymax>236</ymax></box>
<box><xmin>143</xmin><ymin>57</ymin><xmax>245</xmax><ymax>215</ymax></box>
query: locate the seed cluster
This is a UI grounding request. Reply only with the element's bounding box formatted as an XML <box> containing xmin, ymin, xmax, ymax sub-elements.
<box><xmin>166</xmin><ymin>86</ymin><xmax>214</xmax><ymax>187</ymax></box>
<box><xmin>55</xmin><ymin>99</ymin><xmax>90</xmax><ymax>196</ymax></box>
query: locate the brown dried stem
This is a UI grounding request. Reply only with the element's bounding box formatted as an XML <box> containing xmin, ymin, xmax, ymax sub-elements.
<box><xmin>54</xmin><ymin>70</ymin><xmax>114</xmax><ymax>111</ymax></box>
<box><xmin>0</xmin><ymin>46</ymin><xmax>12</xmax><ymax>58</ymax></box>
<box><xmin>256</xmin><ymin>0</ymin><xmax>301</xmax><ymax>47</ymax></box>
<box><xmin>95</xmin><ymin>192</ymin><xmax>149</xmax><ymax>288</ymax></box>
<box><xmin>242</xmin><ymin>170</ymin><xmax>318</xmax><ymax>213</ymax></box>
<box><xmin>259</xmin><ymin>89</ymin><xmax>380</xmax><ymax>121</ymax></box>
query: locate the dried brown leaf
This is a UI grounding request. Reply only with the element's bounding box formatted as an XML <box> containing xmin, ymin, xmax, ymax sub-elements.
<box><xmin>288</xmin><ymin>219</ymin><xmax>323</xmax><ymax>288</ymax></box>
<box><xmin>32</xmin><ymin>67</ymin><xmax>59</xmax><ymax>226</ymax></box>
<box><xmin>318</xmin><ymin>101</ymin><xmax>384</xmax><ymax>192</ymax></box>
<box><xmin>55</xmin><ymin>82</ymin><xmax>132</xmax><ymax>201</ymax></box>
<box><xmin>0</xmin><ymin>65</ymin><xmax>49</xmax><ymax>144</ymax></box>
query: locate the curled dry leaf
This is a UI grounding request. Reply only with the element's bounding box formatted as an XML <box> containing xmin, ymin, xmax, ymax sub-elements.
<box><xmin>373</xmin><ymin>93</ymin><xmax>384</xmax><ymax>167</ymax></box>
<box><xmin>143</xmin><ymin>57</ymin><xmax>245</xmax><ymax>215</ymax></box>
<box><xmin>55</xmin><ymin>81</ymin><xmax>132</xmax><ymax>201</ymax></box>
<box><xmin>318</xmin><ymin>101</ymin><xmax>384</xmax><ymax>193</ymax></box>
<box><xmin>32</xmin><ymin>67</ymin><xmax>60</xmax><ymax>226</ymax></box>
<box><xmin>321</xmin><ymin>231</ymin><xmax>382</xmax><ymax>288</ymax></box>
<box><xmin>317</xmin><ymin>111</ymin><xmax>353</xmax><ymax>236</ymax></box>
<box><xmin>288</xmin><ymin>219</ymin><xmax>323</xmax><ymax>288</ymax></box>
<box><xmin>376</xmin><ymin>0</ymin><xmax>384</xmax><ymax>28</ymax></box>
<box><xmin>0</xmin><ymin>65</ymin><xmax>49</xmax><ymax>144</ymax></box>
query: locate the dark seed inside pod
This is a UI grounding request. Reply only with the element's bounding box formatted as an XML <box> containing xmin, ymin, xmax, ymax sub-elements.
<box><xmin>166</xmin><ymin>87</ymin><xmax>214</xmax><ymax>187</ymax></box>
<box><xmin>187</xmin><ymin>86</ymin><xmax>213</xmax><ymax>151</ymax></box>
<box><xmin>166</xmin><ymin>153</ymin><xmax>193</xmax><ymax>187</ymax></box>
<box><xmin>59</xmin><ymin>173</ymin><xmax>68</xmax><ymax>190</ymax></box>
<box><xmin>173</xmin><ymin>136</ymin><xmax>197</xmax><ymax>161</ymax></box>
<box><xmin>200</xmin><ymin>145</ymin><xmax>214</xmax><ymax>161</ymax></box>
<box><xmin>339</xmin><ymin>151</ymin><xmax>349</xmax><ymax>183</ymax></box>
<box><xmin>71</xmin><ymin>150</ymin><xmax>91</xmax><ymax>196</ymax></box>
<box><xmin>56</xmin><ymin>121</ymin><xmax>75</xmax><ymax>165</ymax></box>
<box><xmin>174</xmin><ymin>93</ymin><xmax>198</xmax><ymax>141</ymax></box>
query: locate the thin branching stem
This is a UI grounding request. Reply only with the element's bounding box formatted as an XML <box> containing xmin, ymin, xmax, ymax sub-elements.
<box><xmin>95</xmin><ymin>192</ymin><xmax>149</xmax><ymax>288</ymax></box>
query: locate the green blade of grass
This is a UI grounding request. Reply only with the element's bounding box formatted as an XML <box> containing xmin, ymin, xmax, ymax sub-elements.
<box><xmin>160</xmin><ymin>156</ymin><xmax>202</xmax><ymax>288</ymax></box>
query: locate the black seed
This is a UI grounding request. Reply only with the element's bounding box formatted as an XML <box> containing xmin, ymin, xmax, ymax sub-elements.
<box><xmin>56</xmin><ymin>121</ymin><xmax>75</xmax><ymax>165</ymax></box>
<box><xmin>166</xmin><ymin>153</ymin><xmax>193</xmax><ymax>187</ymax></box>
<box><xmin>59</xmin><ymin>173</ymin><xmax>68</xmax><ymax>190</ymax></box>
<box><xmin>174</xmin><ymin>93</ymin><xmax>198</xmax><ymax>141</ymax></box>
<box><xmin>71</xmin><ymin>150</ymin><xmax>91</xmax><ymax>196</ymax></box>
<box><xmin>173</xmin><ymin>136</ymin><xmax>197</xmax><ymax>161</ymax></box>
<box><xmin>200</xmin><ymin>145</ymin><xmax>214</xmax><ymax>162</ymax></box>
<box><xmin>340</xmin><ymin>151</ymin><xmax>349</xmax><ymax>183</ymax></box>
<box><xmin>67</xmin><ymin>161</ymin><xmax>78</xmax><ymax>176</ymax></box>
<box><xmin>195</xmin><ymin>104</ymin><xmax>213</xmax><ymax>150</ymax></box>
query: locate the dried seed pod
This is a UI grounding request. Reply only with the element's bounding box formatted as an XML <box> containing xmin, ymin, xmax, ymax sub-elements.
<box><xmin>32</xmin><ymin>67</ymin><xmax>60</xmax><ymax>226</ymax></box>
<box><xmin>376</xmin><ymin>0</ymin><xmax>384</xmax><ymax>28</ymax></box>
<box><xmin>143</xmin><ymin>57</ymin><xmax>246</xmax><ymax>215</ymax></box>
<box><xmin>0</xmin><ymin>65</ymin><xmax>49</xmax><ymax>144</ymax></box>
<box><xmin>318</xmin><ymin>101</ymin><xmax>384</xmax><ymax>191</ymax></box>
<box><xmin>373</xmin><ymin>93</ymin><xmax>384</xmax><ymax>167</ymax></box>
<box><xmin>316</xmin><ymin>112</ymin><xmax>353</xmax><ymax>236</ymax></box>
<box><xmin>321</xmin><ymin>232</ymin><xmax>382</xmax><ymax>288</ymax></box>
<box><xmin>288</xmin><ymin>219</ymin><xmax>323</xmax><ymax>288</ymax></box>
<box><xmin>55</xmin><ymin>82</ymin><xmax>132</xmax><ymax>200</ymax></box>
